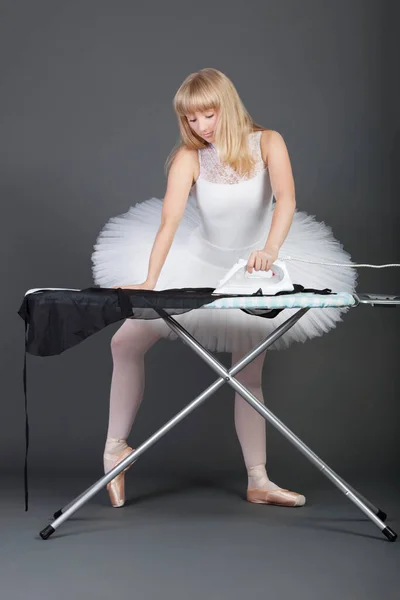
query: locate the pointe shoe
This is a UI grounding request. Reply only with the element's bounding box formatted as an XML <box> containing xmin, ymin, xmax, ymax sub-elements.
<box><xmin>247</xmin><ymin>487</ymin><xmax>306</xmax><ymax>507</ymax></box>
<box><xmin>105</xmin><ymin>446</ymin><xmax>135</xmax><ymax>508</ymax></box>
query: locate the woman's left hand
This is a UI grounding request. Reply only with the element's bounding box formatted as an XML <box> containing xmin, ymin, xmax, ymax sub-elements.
<box><xmin>112</xmin><ymin>281</ymin><xmax>155</xmax><ymax>290</ymax></box>
<box><xmin>246</xmin><ymin>245</ymin><xmax>279</xmax><ymax>273</ymax></box>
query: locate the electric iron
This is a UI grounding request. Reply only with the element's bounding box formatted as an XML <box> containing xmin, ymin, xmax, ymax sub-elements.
<box><xmin>213</xmin><ymin>259</ymin><xmax>294</xmax><ymax>295</ymax></box>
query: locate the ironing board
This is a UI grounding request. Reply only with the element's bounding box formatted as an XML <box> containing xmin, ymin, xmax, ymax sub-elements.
<box><xmin>17</xmin><ymin>287</ymin><xmax>400</xmax><ymax>542</ymax></box>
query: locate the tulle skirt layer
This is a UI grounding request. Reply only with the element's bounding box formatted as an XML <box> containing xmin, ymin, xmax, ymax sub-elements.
<box><xmin>91</xmin><ymin>197</ymin><xmax>357</xmax><ymax>352</ymax></box>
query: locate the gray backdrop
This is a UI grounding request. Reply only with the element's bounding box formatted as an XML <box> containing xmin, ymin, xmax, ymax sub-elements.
<box><xmin>1</xmin><ymin>0</ymin><xmax>399</xmax><ymax>487</ymax></box>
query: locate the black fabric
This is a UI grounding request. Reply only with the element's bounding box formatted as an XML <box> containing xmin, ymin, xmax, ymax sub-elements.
<box><xmin>241</xmin><ymin>284</ymin><xmax>334</xmax><ymax>319</ymax></box>
<box><xmin>17</xmin><ymin>287</ymin><xmax>219</xmax><ymax>356</ymax></box>
<box><xmin>17</xmin><ymin>284</ymin><xmax>333</xmax><ymax>510</ymax></box>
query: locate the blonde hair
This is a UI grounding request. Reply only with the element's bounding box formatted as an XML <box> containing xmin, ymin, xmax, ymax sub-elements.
<box><xmin>165</xmin><ymin>68</ymin><xmax>266</xmax><ymax>177</ymax></box>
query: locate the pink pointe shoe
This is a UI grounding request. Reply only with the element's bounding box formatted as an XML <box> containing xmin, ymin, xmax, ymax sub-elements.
<box><xmin>106</xmin><ymin>446</ymin><xmax>135</xmax><ymax>508</ymax></box>
<box><xmin>247</xmin><ymin>487</ymin><xmax>306</xmax><ymax>507</ymax></box>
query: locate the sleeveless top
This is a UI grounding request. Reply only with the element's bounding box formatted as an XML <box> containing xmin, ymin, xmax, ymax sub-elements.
<box><xmin>189</xmin><ymin>131</ymin><xmax>274</xmax><ymax>254</ymax></box>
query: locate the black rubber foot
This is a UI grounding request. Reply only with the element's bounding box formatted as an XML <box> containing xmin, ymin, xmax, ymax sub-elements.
<box><xmin>40</xmin><ymin>525</ymin><xmax>55</xmax><ymax>540</ymax></box>
<box><xmin>53</xmin><ymin>509</ymin><xmax>63</xmax><ymax>519</ymax></box>
<box><xmin>382</xmin><ymin>527</ymin><xmax>397</xmax><ymax>542</ymax></box>
<box><xmin>376</xmin><ymin>509</ymin><xmax>387</xmax><ymax>522</ymax></box>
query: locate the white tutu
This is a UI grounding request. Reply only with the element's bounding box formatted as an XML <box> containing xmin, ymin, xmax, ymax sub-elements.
<box><xmin>91</xmin><ymin>196</ymin><xmax>357</xmax><ymax>352</ymax></box>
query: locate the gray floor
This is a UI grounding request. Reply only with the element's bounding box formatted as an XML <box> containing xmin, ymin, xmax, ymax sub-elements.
<box><xmin>1</xmin><ymin>473</ymin><xmax>399</xmax><ymax>599</ymax></box>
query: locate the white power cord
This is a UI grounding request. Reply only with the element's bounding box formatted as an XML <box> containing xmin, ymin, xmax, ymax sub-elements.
<box><xmin>279</xmin><ymin>255</ymin><xmax>400</xmax><ymax>269</ymax></box>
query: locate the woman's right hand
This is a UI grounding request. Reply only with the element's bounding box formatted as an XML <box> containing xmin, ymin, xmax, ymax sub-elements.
<box><xmin>112</xmin><ymin>281</ymin><xmax>155</xmax><ymax>290</ymax></box>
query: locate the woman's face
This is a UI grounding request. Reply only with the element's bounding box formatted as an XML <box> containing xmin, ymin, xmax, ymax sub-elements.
<box><xmin>185</xmin><ymin>108</ymin><xmax>219</xmax><ymax>143</ymax></box>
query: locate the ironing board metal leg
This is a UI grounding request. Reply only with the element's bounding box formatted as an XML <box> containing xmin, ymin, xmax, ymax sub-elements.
<box><xmin>161</xmin><ymin>311</ymin><xmax>396</xmax><ymax>542</ymax></box>
<box><xmin>40</xmin><ymin>308</ymin><xmax>396</xmax><ymax>542</ymax></box>
<box><xmin>331</xmin><ymin>476</ymin><xmax>387</xmax><ymax>522</ymax></box>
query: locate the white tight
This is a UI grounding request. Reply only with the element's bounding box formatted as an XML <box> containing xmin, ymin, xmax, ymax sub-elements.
<box><xmin>105</xmin><ymin>318</ymin><xmax>279</xmax><ymax>491</ymax></box>
<box><xmin>106</xmin><ymin>319</ymin><xmax>162</xmax><ymax>442</ymax></box>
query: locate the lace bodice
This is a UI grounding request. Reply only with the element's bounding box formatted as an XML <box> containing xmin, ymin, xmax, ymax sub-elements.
<box><xmin>198</xmin><ymin>130</ymin><xmax>266</xmax><ymax>184</ymax></box>
<box><xmin>189</xmin><ymin>129</ymin><xmax>273</xmax><ymax>254</ymax></box>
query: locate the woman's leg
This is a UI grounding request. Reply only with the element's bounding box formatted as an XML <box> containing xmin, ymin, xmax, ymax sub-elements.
<box><xmin>232</xmin><ymin>348</ymin><xmax>306</xmax><ymax>506</ymax></box>
<box><xmin>104</xmin><ymin>318</ymin><xmax>163</xmax><ymax>473</ymax></box>
<box><xmin>232</xmin><ymin>349</ymin><xmax>280</xmax><ymax>491</ymax></box>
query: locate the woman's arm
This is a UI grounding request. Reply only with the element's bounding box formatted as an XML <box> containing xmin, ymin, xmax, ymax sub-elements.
<box><xmin>247</xmin><ymin>130</ymin><xmax>296</xmax><ymax>272</ymax></box>
<box><xmin>144</xmin><ymin>147</ymin><xmax>197</xmax><ymax>288</ymax></box>
<box><xmin>114</xmin><ymin>147</ymin><xmax>197</xmax><ymax>290</ymax></box>
<box><xmin>262</xmin><ymin>129</ymin><xmax>296</xmax><ymax>250</ymax></box>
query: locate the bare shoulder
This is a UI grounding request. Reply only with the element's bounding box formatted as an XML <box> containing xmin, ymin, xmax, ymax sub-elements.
<box><xmin>167</xmin><ymin>146</ymin><xmax>198</xmax><ymax>190</ymax></box>
<box><xmin>170</xmin><ymin>145</ymin><xmax>198</xmax><ymax>169</ymax></box>
<box><xmin>259</xmin><ymin>129</ymin><xmax>288</xmax><ymax>165</ymax></box>
<box><xmin>169</xmin><ymin>146</ymin><xmax>198</xmax><ymax>184</ymax></box>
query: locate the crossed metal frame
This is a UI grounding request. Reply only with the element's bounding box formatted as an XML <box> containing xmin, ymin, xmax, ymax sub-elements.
<box><xmin>39</xmin><ymin>299</ymin><xmax>398</xmax><ymax>542</ymax></box>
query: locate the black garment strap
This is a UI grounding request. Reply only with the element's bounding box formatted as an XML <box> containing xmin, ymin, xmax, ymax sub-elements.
<box><xmin>116</xmin><ymin>287</ymin><xmax>134</xmax><ymax>318</ymax></box>
<box><xmin>23</xmin><ymin>320</ymin><xmax>29</xmax><ymax>512</ymax></box>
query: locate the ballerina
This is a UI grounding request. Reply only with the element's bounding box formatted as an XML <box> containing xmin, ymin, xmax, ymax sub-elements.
<box><xmin>91</xmin><ymin>67</ymin><xmax>356</xmax><ymax>508</ymax></box>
